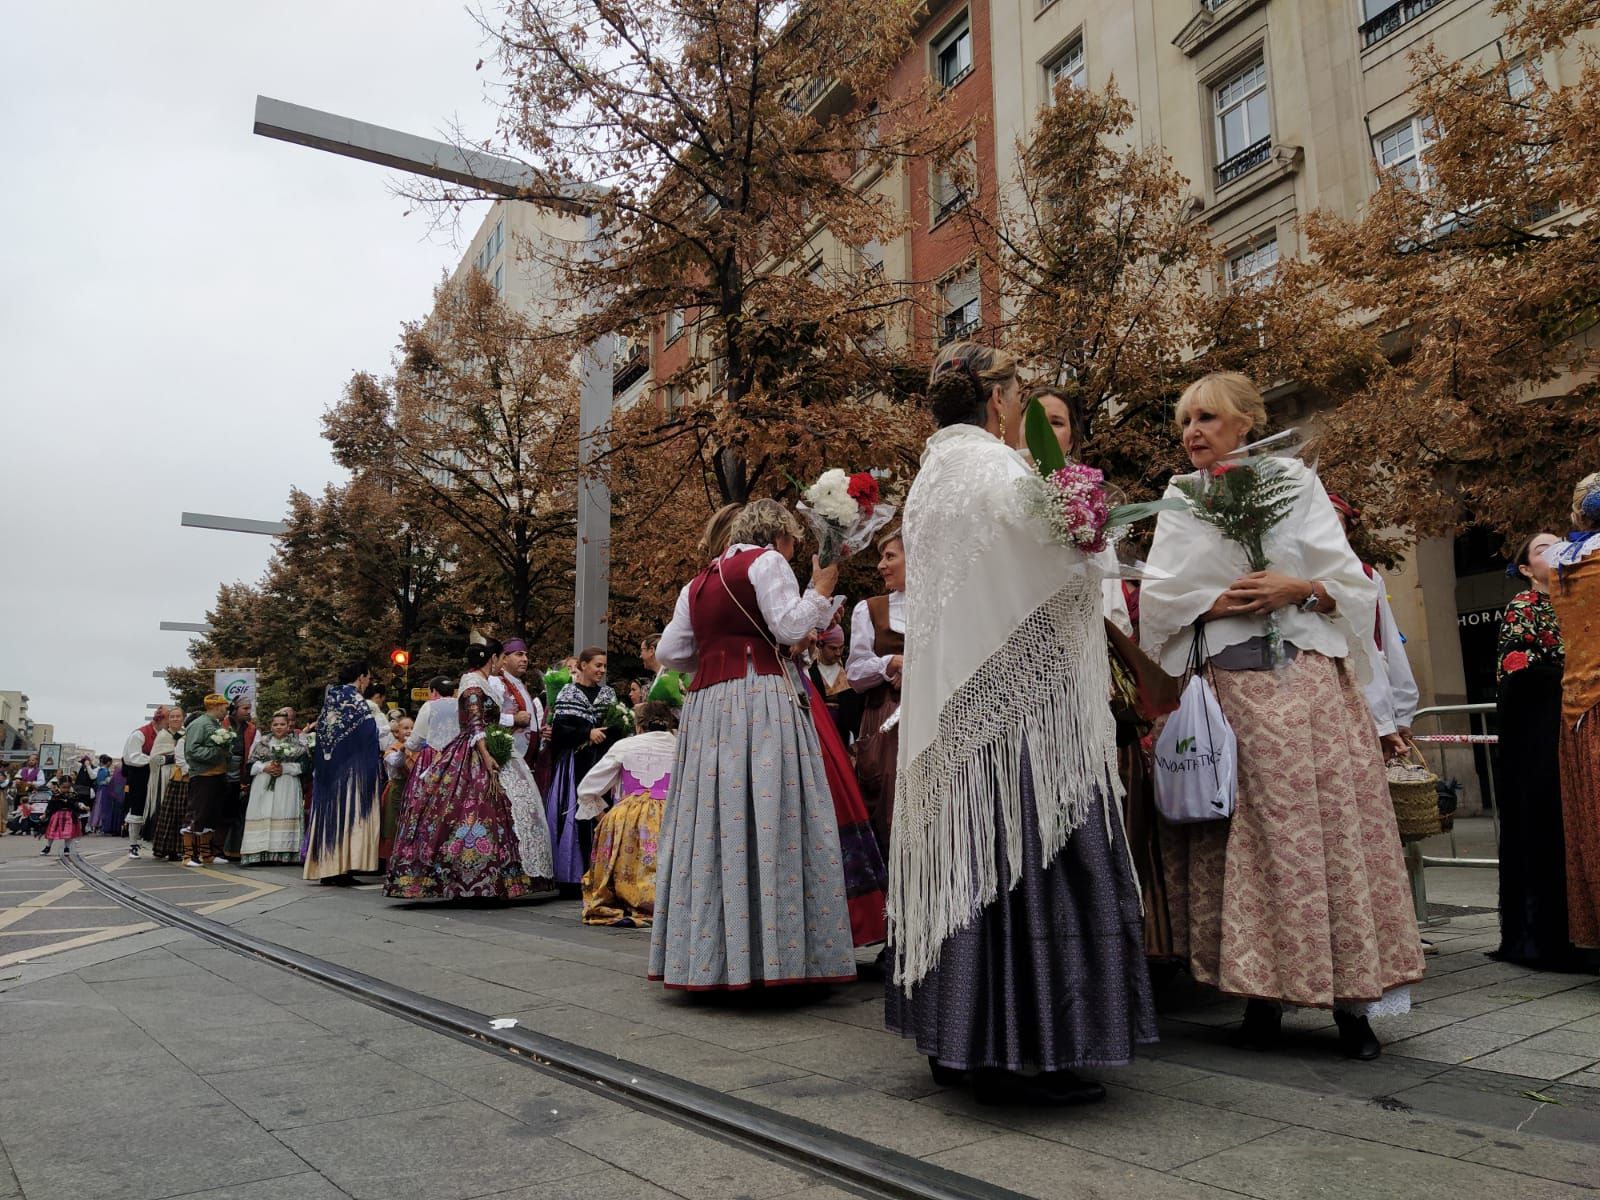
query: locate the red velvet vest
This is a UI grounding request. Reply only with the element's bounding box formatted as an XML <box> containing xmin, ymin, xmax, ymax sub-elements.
<box><xmin>687</xmin><ymin>548</ymin><xmax>784</xmax><ymax>691</ymax></box>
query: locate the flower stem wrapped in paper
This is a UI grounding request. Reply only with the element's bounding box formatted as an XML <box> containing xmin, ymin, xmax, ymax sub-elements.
<box><xmin>1017</xmin><ymin>399</ymin><xmax>1185</xmax><ymax>557</ymax></box>
<box><xmin>797</xmin><ymin>468</ymin><xmax>896</xmax><ymax>566</ymax></box>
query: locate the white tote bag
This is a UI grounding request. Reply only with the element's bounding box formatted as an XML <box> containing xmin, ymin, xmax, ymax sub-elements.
<box><xmin>1152</xmin><ymin>628</ymin><xmax>1237</xmax><ymax>823</ymax></box>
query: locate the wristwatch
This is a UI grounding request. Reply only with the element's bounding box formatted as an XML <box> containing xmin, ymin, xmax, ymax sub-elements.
<box><xmin>1299</xmin><ymin>584</ymin><xmax>1322</xmax><ymax>613</ymax></box>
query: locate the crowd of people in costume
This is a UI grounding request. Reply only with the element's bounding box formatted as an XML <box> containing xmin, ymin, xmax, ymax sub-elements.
<box><xmin>9</xmin><ymin>352</ymin><xmax>1599</xmax><ymax>1111</ymax></box>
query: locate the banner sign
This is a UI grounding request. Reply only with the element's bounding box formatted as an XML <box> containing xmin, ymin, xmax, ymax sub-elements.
<box><xmin>37</xmin><ymin>743</ymin><xmax>62</xmax><ymax>771</ymax></box>
<box><xmin>411</xmin><ymin>687</ymin><xmax>431</xmax><ymax>702</ymax></box>
<box><xmin>214</xmin><ymin>668</ymin><xmax>258</xmax><ymax>706</ymax></box>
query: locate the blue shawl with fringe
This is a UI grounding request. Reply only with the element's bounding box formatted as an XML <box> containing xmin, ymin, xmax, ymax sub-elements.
<box><xmin>309</xmin><ymin>684</ymin><xmax>381</xmax><ymax>854</ymax></box>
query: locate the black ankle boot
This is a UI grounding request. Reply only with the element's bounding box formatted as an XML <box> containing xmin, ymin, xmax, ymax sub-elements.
<box><xmin>1233</xmin><ymin>999</ymin><xmax>1282</xmax><ymax>1050</ymax></box>
<box><xmin>973</xmin><ymin>1068</ymin><xmax>1106</xmax><ymax>1106</ymax></box>
<box><xmin>1334</xmin><ymin>1011</ymin><xmax>1381</xmax><ymax>1060</ymax></box>
<box><xmin>928</xmin><ymin>1057</ymin><xmax>965</xmax><ymax>1087</ymax></box>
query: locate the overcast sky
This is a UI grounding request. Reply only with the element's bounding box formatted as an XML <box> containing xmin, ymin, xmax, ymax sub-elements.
<box><xmin>0</xmin><ymin>2</ymin><xmax>504</xmax><ymax>755</ymax></box>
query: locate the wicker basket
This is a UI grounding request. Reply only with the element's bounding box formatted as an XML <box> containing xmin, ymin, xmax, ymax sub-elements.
<box><xmin>1388</xmin><ymin>747</ymin><xmax>1441</xmax><ymax>839</ymax></box>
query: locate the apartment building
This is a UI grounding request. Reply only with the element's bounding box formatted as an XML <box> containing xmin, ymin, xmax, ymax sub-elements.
<box><xmin>457</xmin><ymin>1</ymin><xmax>1590</xmax><ymax>781</ymax></box>
<box><xmin>0</xmin><ymin>689</ymin><xmax>33</xmax><ymax>759</ymax></box>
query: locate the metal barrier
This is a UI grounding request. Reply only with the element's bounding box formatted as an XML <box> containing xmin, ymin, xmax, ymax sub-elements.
<box><xmin>1399</xmin><ymin>702</ymin><xmax>1499</xmax><ymax>927</ymax></box>
<box><xmin>1409</xmin><ymin>702</ymin><xmax>1499</xmax><ymax>868</ymax></box>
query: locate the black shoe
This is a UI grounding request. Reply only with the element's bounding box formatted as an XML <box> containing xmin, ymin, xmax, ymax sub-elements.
<box><xmin>40</xmin><ymin>845</ymin><xmax>50</xmax><ymax>855</ymax></box>
<box><xmin>973</xmin><ymin>1068</ymin><xmax>1106</xmax><ymax>1106</ymax></box>
<box><xmin>928</xmin><ymin>1057</ymin><xmax>965</xmax><ymax>1087</ymax></box>
<box><xmin>1334</xmin><ymin>1012</ymin><xmax>1381</xmax><ymax>1061</ymax></box>
<box><xmin>1232</xmin><ymin>999</ymin><xmax>1282</xmax><ymax>1050</ymax></box>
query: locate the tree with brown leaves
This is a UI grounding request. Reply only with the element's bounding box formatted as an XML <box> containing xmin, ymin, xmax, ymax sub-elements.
<box><xmin>324</xmin><ymin>274</ymin><xmax>581</xmax><ymax>653</ymax></box>
<box><xmin>1299</xmin><ymin>2</ymin><xmax>1600</xmax><ymax>545</ymax></box>
<box><xmin>970</xmin><ymin>81</ymin><xmax>1377</xmax><ymax>505</ymax></box>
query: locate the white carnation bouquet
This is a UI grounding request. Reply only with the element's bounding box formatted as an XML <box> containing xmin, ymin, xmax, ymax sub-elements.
<box><xmin>796</xmin><ymin>468</ymin><xmax>896</xmax><ymax>566</ymax></box>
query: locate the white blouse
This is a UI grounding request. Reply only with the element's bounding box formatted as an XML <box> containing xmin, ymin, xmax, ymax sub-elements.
<box><xmin>847</xmin><ymin>591</ymin><xmax>904</xmax><ymax>691</ymax></box>
<box><xmin>1139</xmin><ymin>459</ymin><xmax>1380</xmax><ymax>684</ymax></box>
<box><xmin>657</xmin><ymin>544</ymin><xmax>838</xmax><ymax>671</ymax></box>
<box><xmin>574</xmin><ymin>730</ymin><xmax>678</xmax><ymax>820</ymax></box>
<box><xmin>1363</xmin><ymin>576</ymin><xmax>1421</xmax><ymax>736</ymax></box>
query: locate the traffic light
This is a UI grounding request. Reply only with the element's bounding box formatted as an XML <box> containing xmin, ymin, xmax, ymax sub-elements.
<box><xmin>390</xmin><ymin>649</ymin><xmax>411</xmax><ymax>668</ymax></box>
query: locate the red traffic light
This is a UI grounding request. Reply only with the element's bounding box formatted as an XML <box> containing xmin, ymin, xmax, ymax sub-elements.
<box><xmin>390</xmin><ymin>649</ymin><xmax>411</xmax><ymax>667</ymax></box>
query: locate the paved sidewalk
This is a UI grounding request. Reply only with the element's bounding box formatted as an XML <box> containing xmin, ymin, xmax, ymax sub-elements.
<box><xmin>3</xmin><ymin>822</ymin><xmax>1599</xmax><ymax>1199</ymax></box>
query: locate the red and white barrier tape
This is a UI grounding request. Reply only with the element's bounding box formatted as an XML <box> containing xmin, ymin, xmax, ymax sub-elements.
<box><xmin>1412</xmin><ymin>734</ymin><xmax>1498</xmax><ymax>745</ymax></box>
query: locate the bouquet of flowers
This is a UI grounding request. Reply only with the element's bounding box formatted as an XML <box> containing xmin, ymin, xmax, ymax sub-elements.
<box><xmin>796</xmin><ymin>468</ymin><xmax>896</xmax><ymax>566</ymax></box>
<box><xmin>1019</xmin><ymin>399</ymin><xmax>1183</xmax><ymax>555</ymax></box>
<box><xmin>601</xmin><ymin>701</ymin><xmax>634</xmax><ymax>735</ymax></box>
<box><xmin>484</xmin><ymin>727</ymin><xmax>515</xmax><ymax>768</ymax></box>
<box><xmin>1173</xmin><ymin>457</ymin><xmax>1300</xmax><ymax>664</ymax></box>
<box><xmin>264</xmin><ymin>738</ymin><xmax>302</xmax><ymax>792</ymax></box>
<box><xmin>543</xmin><ymin>666</ymin><xmax>571</xmax><ymax>716</ymax></box>
<box><xmin>208</xmin><ymin>727</ymin><xmax>236</xmax><ymax>748</ymax></box>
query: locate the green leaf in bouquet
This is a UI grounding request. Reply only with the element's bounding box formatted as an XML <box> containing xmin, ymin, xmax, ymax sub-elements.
<box><xmin>1023</xmin><ymin>398</ymin><xmax>1067</xmax><ymax>479</ymax></box>
<box><xmin>484</xmin><ymin>727</ymin><xmax>514</xmax><ymax>767</ymax></box>
<box><xmin>1104</xmin><ymin>498</ymin><xmax>1188</xmax><ymax>529</ymax></box>
<box><xmin>543</xmin><ymin>667</ymin><xmax>571</xmax><ymax>715</ymax></box>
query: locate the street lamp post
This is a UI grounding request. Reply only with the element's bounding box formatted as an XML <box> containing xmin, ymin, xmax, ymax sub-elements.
<box><xmin>250</xmin><ymin>95</ymin><xmax>614</xmax><ymax>654</ymax></box>
<box><xmin>181</xmin><ymin>512</ymin><xmax>289</xmax><ymax>537</ymax></box>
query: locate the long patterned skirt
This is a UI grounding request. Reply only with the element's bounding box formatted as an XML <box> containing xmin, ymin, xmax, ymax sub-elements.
<box><xmin>546</xmin><ymin>749</ymin><xmax>597</xmax><ymax>886</ymax></box>
<box><xmin>240</xmin><ymin>773</ymin><xmax>304</xmax><ymax>866</ymax></box>
<box><xmin>385</xmin><ymin>736</ymin><xmax>536</xmax><ymax>900</ymax></box>
<box><xmin>1159</xmin><ymin>652</ymin><xmax>1425</xmax><ymax>1009</ymax></box>
<box><xmin>886</xmin><ymin>747</ymin><xmax>1157</xmax><ymax>1072</ymax></box>
<box><xmin>582</xmin><ymin>792</ymin><xmax>663</xmax><ymax>927</ymax></box>
<box><xmin>149</xmin><ymin>778</ymin><xmax>190</xmax><ymax>860</ymax></box>
<box><xmin>649</xmin><ymin>668</ymin><xmax>856</xmax><ymax>990</ymax></box>
<box><xmin>1562</xmin><ymin>704</ymin><xmax>1600</xmax><ymax>949</ymax></box>
<box><xmin>806</xmin><ymin>676</ymin><xmax>887</xmax><ymax>947</ymax></box>
<box><xmin>377</xmin><ymin>777</ymin><xmax>405</xmax><ymax>865</ymax></box>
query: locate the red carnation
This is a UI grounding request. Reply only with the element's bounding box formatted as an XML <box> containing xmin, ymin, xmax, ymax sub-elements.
<box><xmin>1211</xmin><ymin>463</ymin><xmax>1239</xmax><ymax>477</ymax></box>
<box><xmin>847</xmin><ymin>471</ymin><xmax>880</xmax><ymax>511</ymax></box>
<box><xmin>1502</xmin><ymin>650</ymin><xmax>1530</xmax><ymax>673</ymax></box>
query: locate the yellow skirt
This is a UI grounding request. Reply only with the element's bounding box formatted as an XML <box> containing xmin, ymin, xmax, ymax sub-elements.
<box><xmin>581</xmin><ymin>792</ymin><xmax>663</xmax><ymax>927</ymax></box>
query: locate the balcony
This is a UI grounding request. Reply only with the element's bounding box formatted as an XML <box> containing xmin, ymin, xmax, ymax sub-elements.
<box><xmin>933</xmin><ymin>190</ymin><xmax>969</xmax><ymax>226</ymax></box>
<box><xmin>940</xmin><ymin>314</ymin><xmax>980</xmax><ymax>345</ymax></box>
<box><xmin>1215</xmin><ymin>137</ymin><xmax>1272</xmax><ymax>188</ymax></box>
<box><xmin>1360</xmin><ymin>0</ymin><xmax>1445</xmax><ymax>49</ymax></box>
<box><xmin>612</xmin><ymin>341</ymin><xmax>649</xmax><ymax>392</ymax></box>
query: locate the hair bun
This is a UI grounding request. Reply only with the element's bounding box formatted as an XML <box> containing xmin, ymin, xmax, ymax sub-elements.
<box><xmin>926</xmin><ymin>370</ymin><xmax>982</xmax><ymax>427</ymax></box>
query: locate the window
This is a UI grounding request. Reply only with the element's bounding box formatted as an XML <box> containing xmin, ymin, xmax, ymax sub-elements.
<box><xmin>492</xmin><ymin>264</ymin><xmax>504</xmax><ymax>295</ymax></box>
<box><xmin>805</xmin><ymin>256</ymin><xmax>826</xmax><ymax>288</ymax></box>
<box><xmin>1373</xmin><ymin>115</ymin><xmax>1435</xmax><ymax>193</ymax></box>
<box><xmin>664</xmin><ymin>384</ymin><xmax>685</xmax><ymax>415</ymax></box>
<box><xmin>933</xmin><ymin>16</ymin><xmax>972</xmax><ymax>90</ymax></box>
<box><xmin>863</xmin><ymin>323</ymin><xmax>888</xmax><ymax>356</ymax></box>
<box><xmin>859</xmin><ymin>238</ymin><xmax>885</xmax><ymax>282</ymax></box>
<box><xmin>1507</xmin><ymin>58</ymin><xmax>1539</xmax><ymax>100</ymax></box>
<box><xmin>1360</xmin><ymin>0</ymin><xmax>1445</xmax><ymax>49</ymax></box>
<box><xmin>1046</xmin><ymin>38</ymin><xmax>1086</xmax><ymax>99</ymax></box>
<box><xmin>931</xmin><ymin>142</ymin><xmax>975</xmax><ymax>225</ymax></box>
<box><xmin>939</xmin><ymin>268</ymin><xmax>981</xmax><ymax>344</ymax></box>
<box><xmin>1226</xmin><ymin>234</ymin><xmax>1279</xmax><ymax>288</ymax></box>
<box><xmin>1213</xmin><ymin>58</ymin><xmax>1271</xmax><ymax>184</ymax></box>
<box><xmin>475</xmin><ymin>218</ymin><xmax>504</xmax><ymax>274</ymax></box>
<box><xmin>664</xmin><ymin>307</ymin><xmax>685</xmax><ymax>344</ymax></box>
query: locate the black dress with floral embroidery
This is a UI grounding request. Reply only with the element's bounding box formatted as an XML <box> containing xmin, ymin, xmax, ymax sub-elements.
<box><xmin>1496</xmin><ymin>589</ymin><xmax>1565</xmax><ymax>681</ymax></box>
<box><xmin>1493</xmin><ymin>587</ymin><xmax>1576</xmax><ymax>967</ymax></box>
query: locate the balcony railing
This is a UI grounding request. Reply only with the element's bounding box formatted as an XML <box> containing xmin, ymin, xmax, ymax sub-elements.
<box><xmin>940</xmin><ymin>314</ymin><xmax>980</xmax><ymax>345</ymax></box>
<box><xmin>1359</xmin><ymin>0</ymin><xmax>1445</xmax><ymax>48</ymax></box>
<box><xmin>612</xmin><ymin>343</ymin><xmax>649</xmax><ymax>392</ymax></box>
<box><xmin>934</xmin><ymin>190</ymin><xmax>969</xmax><ymax>225</ymax></box>
<box><xmin>1215</xmin><ymin>137</ymin><xmax>1271</xmax><ymax>187</ymax></box>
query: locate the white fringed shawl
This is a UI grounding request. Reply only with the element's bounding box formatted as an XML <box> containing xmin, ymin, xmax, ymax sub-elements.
<box><xmin>889</xmin><ymin>424</ymin><xmax>1122</xmax><ymax>990</ymax></box>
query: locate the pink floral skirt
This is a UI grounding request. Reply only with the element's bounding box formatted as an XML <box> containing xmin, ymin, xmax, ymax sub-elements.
<box><xmin>44</xmin><ymin>811</ymin><xmax>79</xmax><ymax>840</ymax></box>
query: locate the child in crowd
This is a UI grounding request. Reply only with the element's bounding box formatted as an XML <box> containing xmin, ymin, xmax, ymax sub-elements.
<box><xmin>39</xmin><ymin>777</ymin><xmax>86</xmax><ymax>855</ymax></box>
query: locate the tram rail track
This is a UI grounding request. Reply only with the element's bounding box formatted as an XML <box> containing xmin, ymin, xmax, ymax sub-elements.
<box><xmin>62</xmin><ymin>847</ymin><xmax>1026</xmax><ymax>1200</ymax></box>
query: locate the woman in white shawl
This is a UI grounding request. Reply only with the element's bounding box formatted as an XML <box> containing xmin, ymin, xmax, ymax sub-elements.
<box><xmin>886</xmin><ymin>342</ymin><xmax>1155</xmax><ymax>1107</ymax></box>
<box><xmin>1139</xmin><ymin>372</ymin><xmax>1423</xmax><ymax>1060</ymax></box>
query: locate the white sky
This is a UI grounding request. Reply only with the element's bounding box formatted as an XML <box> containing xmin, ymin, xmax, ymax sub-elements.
<box><xmin>0</xmin><ymin>2</ymin><xmax>504</xmax><ymax>754</ymax></box>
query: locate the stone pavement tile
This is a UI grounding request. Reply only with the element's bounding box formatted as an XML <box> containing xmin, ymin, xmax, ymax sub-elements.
<box><xmin>502</xmin><ymin>999</ymin><xmax>673</xmax><ymax>1053</ymax></box>
<box><xmin>0</xmin><ymin>1020</ymin><xmax>175</xmax><ymax>1078</ymax></box>
<box><xmin>1174</xmin><ymin>1126</ymin><xmax>1592</xmax><ymax>1199</ymax></box>
<box><xmin>203</xmin><ymin>1048</ymin><xmax>450</xmax><ymax>1130</ymax></box>
<box><xmin>1147</xmin><ymin>1030</ymin><xmax>1446</xmax><ymax>1100</ymax></box>
<box><xmin>0</xmin><ymin>1055</ymin><xmax>220</xmax><ymax>1127</ymax></box>
<box><xmin>90</xmin><ymin>986</ymin><xmax>295</xmax><ymax>1033</ymax></box>
<box><xmin>925</xmin><ymin>1133</ymin><xmax>1242</xmax><ymax>1200</ymax></box>
<box><xmin>544</xmin><ymin>984</ymin><xmax>848</xmax><ymax>1053</ymax></box>
<box><xmin>165</xmin><ymin>946</ymin><xmax>340</xmax><ymax>1006</ymax></box>
<box><xmin>1561</xmin><ymin>1068</ymin><xmax>1600</xmax><ymax>1088</ymax></box>
<box><xmin>922</xmin><ymin>1082</ymin><xmax>1284</xmax><ymax>1171</ymax></box>
<box><xmin>1514</xmin><ymin>1028</ymin><xmax>1600</xmax><ymax>1060</ymax></box>
<box><xmin>733</xmin><ymin>1074</ymin><xmax>996</xmax><ymax>1157</ymax></box>
<box><xmin>0</xmin><ymin>971</ymin><xmax>121</xmax><ymax>1027</ymax></box>
<box><xmin>1387</xmin><ymin>1079</ymin><xmax>1600</xmax><ymax>1145</ymax></box>
<box><xmin>278</xmin><ymin>1099</ymin><xmax>603</xmax><ymax>1200</ymax></box>
<box><xmin>557</xmin><ymin>1111</ymin><xmax>814</xmax><ymax>1200</ymax></box>
<box><xmin>615</xmin><ymin>1031</ymin><xmax>817</xmax><ymax>1092</ymax></box>
<box><xmin>1460</xmin><ymin>1005</ymin><xmax>1588</xmax><ymax>1036</ymax></box>
<box><xmin>1386</xmin><ymin>1025</ymin><xmax>1527</xmax><ymax>1065</ymax></box>
<box><xmin>155</xmin><ymin>1171</ymin><xmax>352</xmax><ymax>1199</ymax></box>
<box><xmin>756</xmin><ymin>1024</ymin><xmax>943</xmax><ymax>1100</ymax></box>
<box><xmin>1094</xmin><ymin>1054</ymin><xmax>1215</xmax><ymax>1096</ymax></box>
<box><xmin>74</xmin><ymin>947</ymin><xmax>207</xmax><ymax>983</ymax></box>
<box><xmin>461</xmin><ymin>1165</ymin><xmax>682</xmax><ymax>1200</ymax></box>
<box><xmin>148</xmin><ymin>1016</ymin><xmax>356</xmax><ymax>1076</ymax></box>
<box><xmin>0</xmin><ymin>1139</ymin><xmax>22</xmax><ymax>1199</ymax></box>
<box><xmin>1462</xmin><ymin>1138</ymin><xmax>1600</xmax><ymax>1189</ymax></box>
<box><xmin>1159</xmin><ymin>1072</ymin><xmax>1521</xmax><ymax>1158</ymax></box>
<box><xmin>1464</xmin><ymin>1046</ymin><xmax>1599</xmax><ymax>1081</ymax></box>
<box><xmin>5</xmin><ymin>1088</ymin><xmax>306</xmax><ymax>1200</ymax></box>
<box><xmin>285</xmin><ymin>995</ymin><xmax>417</xmax><ymax>1038</ymax></box>
<box><xmin>1502</xmin><ymin>985</ymin><xmax>1600</xmax><ymax>1019</ymax></box>
<box><xmin>1414</xmin><ymin>988</ymin><xmax>1525</xmax><ymax>1018</ymax></box>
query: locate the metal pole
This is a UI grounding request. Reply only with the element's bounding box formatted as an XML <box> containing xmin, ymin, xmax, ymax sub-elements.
<box><xmin>573</xmin><ymin>212</ymin><xmax>614</xmax><ymax>654</ymax></box>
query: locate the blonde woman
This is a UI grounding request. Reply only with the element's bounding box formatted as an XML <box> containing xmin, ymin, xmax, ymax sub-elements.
<box><xmin>1139</xmin><ymin>372</ymin><xmax>1423</xmax><ymax>1060</ymax></box>
<box><xmin>650</xmin><ymin>498</ymin><xmax>855</xmax><ymax>990</ymax></box>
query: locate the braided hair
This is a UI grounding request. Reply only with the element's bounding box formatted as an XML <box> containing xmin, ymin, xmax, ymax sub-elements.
<box><xmin>925</xmin><ymin>341</ymin><xmax>1019</xmax><ymax>429</ymax></box>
